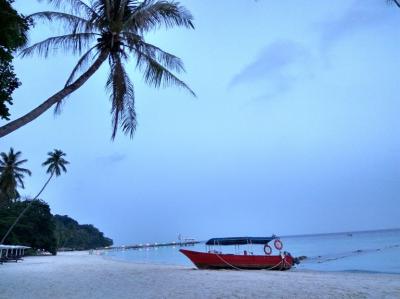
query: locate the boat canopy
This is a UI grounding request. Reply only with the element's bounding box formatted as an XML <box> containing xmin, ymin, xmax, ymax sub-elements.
<box><xmin>205</xmin><ymin>237</ymin><xmax>275</xmax><ymax>246</ymax></box>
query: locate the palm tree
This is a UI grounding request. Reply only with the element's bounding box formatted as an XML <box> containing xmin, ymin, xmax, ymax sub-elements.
<box><xmin>1</xmin><ymin>149</ymin><xmax>69</xmax><ymax>244</ymax></box>
<box><xmin>42</xmin><ymin>149</ymin><xmax>70</xmax><ymax>178</ymax></box>
<box><xmin>0</xmin><ymin>0</ymin><xmax>195</xmax><ymax>139</ymax></box>
<box><xmin>0</xmin><ymin>148</ymin><xmax>32</xmax><ymax>205</ymax></box>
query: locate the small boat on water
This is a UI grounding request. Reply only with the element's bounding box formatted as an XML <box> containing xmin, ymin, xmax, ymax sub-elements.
<box><xmin>180</xmin><ymin>236</ymin><xmax>294</xmax><ymax>270</ymax></box>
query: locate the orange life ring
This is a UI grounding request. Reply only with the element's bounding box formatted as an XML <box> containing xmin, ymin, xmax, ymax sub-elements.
<box><xmin>274</xmin><ymin>239</ymin><xmax>283</xmax><ymax>250</ymax></box>
<box><xmin>264</xmin><ymin>244</ymin><xmax>272</xmax><ymax>255</ymax></box>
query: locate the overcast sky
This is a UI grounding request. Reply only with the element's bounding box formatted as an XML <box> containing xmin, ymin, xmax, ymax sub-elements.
<box><xmin>2</xmin><ymin>0</ymin><xmax>400</xmax><ymax>245</ymax></box>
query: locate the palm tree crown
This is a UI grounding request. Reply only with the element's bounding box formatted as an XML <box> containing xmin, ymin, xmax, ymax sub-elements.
<box><xmin>0</xmin><ymin>148</ymin><xmax>32</xmax><ymax>201</ymax></box>
<box><xmin>42</xmin><ymin>149</ymin><xmax>70</xmax><ymax>177</ymax></box>
<box><xmin>21</xmin><ymin>0</ymin><xmax>195</xmax><ymax>139</ymax></box>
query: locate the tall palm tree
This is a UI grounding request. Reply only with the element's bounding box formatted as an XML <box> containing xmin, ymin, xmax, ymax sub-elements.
<box><xmin>42</xmin><ymin>149</ymin><xmax>70</xmax><ymax>178</ymax></box>
<box><xmin>1</xmin><ymin>149</ymin><xmax>69</xmax><ymax>244</ymax></box>
<box><xmin>0</xmin><ymin>0</ymin><xmax>195</xmax><ymax>139</ymax></box>
<box><xmin>0</xmin><ymin>148</ymin><xmax>32</xmax><ymax>205</ymax></box>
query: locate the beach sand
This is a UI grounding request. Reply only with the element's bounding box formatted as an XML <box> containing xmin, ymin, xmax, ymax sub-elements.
<box><xmin>0</xmin><ymin>251</ymin><xmax>399</xmax><ymax>299</ymax></box>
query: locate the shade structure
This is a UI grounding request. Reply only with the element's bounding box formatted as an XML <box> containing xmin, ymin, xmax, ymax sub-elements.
<box><xmin>205</xmin><ymin>237</ymin><xmax>276</xmax><ymax>246</ymax></box>
<box><xmin>0</xmin><ymin>245</ymin><xmax>30</xmax><ymax>249</ymax></box>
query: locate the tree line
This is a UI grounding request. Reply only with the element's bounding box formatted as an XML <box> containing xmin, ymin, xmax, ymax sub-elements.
<box><xmin>0</xmin><ymin>148</ymin><xmax>112</xmax><ymax>254</ymax></box>
<box><xmin>0</xmin><ymin>200</ymin><xmax>113</xmax><ymax>254</ymax></box>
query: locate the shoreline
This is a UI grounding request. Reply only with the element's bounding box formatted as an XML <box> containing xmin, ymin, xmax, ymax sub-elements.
<box><xmin>104</xmin><ymin>253</ymin><xmax>400</xmax><ymax>276</ymax></box>
<box><xmin>1</xmin><ymin>252</ymin><xmax>399</xmax><ymax>298</ymax></box>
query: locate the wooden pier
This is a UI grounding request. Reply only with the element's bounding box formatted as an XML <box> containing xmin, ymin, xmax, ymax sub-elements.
<box><xmin>102</xmin><ymin>240</ymin><xmax>200</xmax><ymax>251</ymax></box>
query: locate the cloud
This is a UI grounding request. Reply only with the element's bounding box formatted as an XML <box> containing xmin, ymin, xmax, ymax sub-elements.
<box><xmin>318</xmin><ymin>1</ymin><xmax>395</xmax><ymax>52</ymax></box>
<box><xmin>97</xmin><ymin>153</ymin><xmax>127</xmax><ymax>164</ymax></box>
<box><xmin>229</xmin><ymin>40</ymin><xmax>311</xmax><ymax>88</ymax></box>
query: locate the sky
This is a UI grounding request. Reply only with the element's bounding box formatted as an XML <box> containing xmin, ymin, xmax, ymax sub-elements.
<box><xmin>2</xmin><ymin>0</ymin><xmax>400</xmax><ymax>245</ymax></box>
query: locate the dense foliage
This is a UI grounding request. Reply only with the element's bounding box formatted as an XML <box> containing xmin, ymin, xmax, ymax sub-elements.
<box><xmin>0</xmin><ymin>199</ymin><xmax>57</xmax><ymax>254</ymax></box>
<box><xmin>54</xmin><ymin>215</ymin><xmax>113</xmax><ymax>250</ymax></box>
<box><xmin>0</xmin><ymin>0</ymin><xmax>29</xmax><ymax>120</ymax></box>
<box><xmin>0</xmin><ymin>200</ymin><xmax>113</xmax><ymax>253</ymax></box>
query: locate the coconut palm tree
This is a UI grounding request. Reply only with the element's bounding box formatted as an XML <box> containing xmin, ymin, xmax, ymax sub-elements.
<box><xmin>0</xmin><ymin>0</ymin><xmax>195</xmax><ymax>139</ymax></box>
<box><xmin>1</xmin><ymin>149</ymin><xmax>69</xmax><ymax>244</ymax></box>
<box><xmin>42</xmin><ymin>149</ymin><xmax>70</xmax><ymax>178</ymax></box>
<box><xmin>0</xmin><ymin>148</ymin><xmax>32</xmax><ymax>205</ymax></box>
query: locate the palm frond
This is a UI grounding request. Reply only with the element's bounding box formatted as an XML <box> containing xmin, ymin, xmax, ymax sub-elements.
<box><xmin>387</xmin><ymin>0</ymin><xmax>400</xmax><ymax>8</ymax></box>
<box><xmin>20</xmin><ymin>33</ymin><xmax>97</xmax><ymax>58</ymax></box>
<box><xmin>107</xmin><ymin>54</ymin><xmax>127</xmax><ymax>139</ymax></box>
<box><xmin>0</xmin><ymin>153</ymin><xmax>8</xmax><ymax>162</ymax></box>
<box><xmin>131</xmin><ymin>46</ymin><xmax>195</xmax><ymax>96</ymax></box>
<box><xmin>14</xmin><ymin>159</ymin><xmax>28</xmax><ymax>166</ymax></box>
<box><xmin>92</xmin><ymin>0</ymin><xmax>112</xmax><ymax>23</ymax></box>
<box><xmin>14</xmin><ymin>167</ymin><xmax>32</xmax><ymax>176</ymax></box>
<box><xmin>106</xmin><ymin>53</ymin><xmax>136</xmax><ymax>139</ymax></box>
<box><xmin>122</xmin><ymin>32</ymin><xmax>185</xmax><ymax>74</ymax></box>
<box><xmin>60</xmin><ymin>163</ymin><xmax>68</xmax><ymax>173</ymax></box>
<box><xmin>121</xmin><ymin>80</ymin><xmax>137</xmax><ymax>138</ymax></box>
<box><xmin>15</xmin><ymin>174</ymin><xmax>25</xmax><ymax>188</ymax></box>
<box><xmin>38</xmin><ymin>0</ymin><xmax>98</xmax><ymax>19</ymax></box>
<box><xmin>13</xmin><ymin>149</ymin><xmax>22</xmax><ymax>160</ymax></box>
<box><xmin>29</xmin><ymin>11</ymin><xmax>96</xmax><ymax>34</ymax></box>
<box><xmin>123</xmin><ymin>0</ymin><xmax>194</xmax><ymax>32</ymax></box>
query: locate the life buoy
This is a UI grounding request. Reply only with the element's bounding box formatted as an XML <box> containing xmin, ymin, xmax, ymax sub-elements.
<box><xmin>264</xmin><ymin>244</ymin><xmax>272</xmax><ymax>255</ymax></box>
<box><xmin>274</xmin><ymin>239</ymin><xmax>283</xmax><ymax>250</ymax></box>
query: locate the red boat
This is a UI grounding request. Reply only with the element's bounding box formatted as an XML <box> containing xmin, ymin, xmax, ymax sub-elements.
<box><xmin>180</xmin><ymin>237</ymin><xmax>294</xmax><ymax>270</ymax></box>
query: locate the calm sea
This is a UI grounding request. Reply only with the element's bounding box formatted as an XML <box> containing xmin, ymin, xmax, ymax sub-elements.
<box><xmin>106</xmin><ymin>229</ymin><xmax>400</xmax><ymax>274</ymax></box>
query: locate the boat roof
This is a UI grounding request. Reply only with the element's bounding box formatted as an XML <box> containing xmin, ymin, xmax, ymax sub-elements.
<box><xmin>0</xmin><ymin>245</ymin><xmax>30</xmax><ymax>249</ymax></box>
<box><xmin>205</xmin><ymin>237</ymin><xmax>276</xmax><ymax>246</ymax></box>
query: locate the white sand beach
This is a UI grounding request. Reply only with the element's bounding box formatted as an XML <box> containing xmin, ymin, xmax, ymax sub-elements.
<box><xmin>0</xmin><ymin>252</ymin><xmax>399</xmax><ymax>298</ymax></box>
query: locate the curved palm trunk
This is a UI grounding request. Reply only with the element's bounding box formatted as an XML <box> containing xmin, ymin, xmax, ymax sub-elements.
<box><xmin>0</xmin><ymin>173</ymin><xmax>53</xmax><ymax>244</ymax></box>
<box><xmin>0</xmin><ymin>51</ymin><xmax>109</xmax><ymax>138</ymax></box>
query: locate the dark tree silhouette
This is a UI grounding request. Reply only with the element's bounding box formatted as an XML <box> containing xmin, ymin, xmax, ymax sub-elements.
<box><xmin>0</xmin><ymin>148</ymin><xmax>31</xmax><ymax>205</ymax></box>
<box><xmin>1</xmin><ymin>149</ymin><xmax>69</xmax><ymax>244</ymax></box>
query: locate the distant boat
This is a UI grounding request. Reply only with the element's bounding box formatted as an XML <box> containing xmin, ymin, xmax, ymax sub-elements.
<box><xmin>180</xmin><ymin>236</ymin><xmax>294</xmax><ymax>270</ymax></box>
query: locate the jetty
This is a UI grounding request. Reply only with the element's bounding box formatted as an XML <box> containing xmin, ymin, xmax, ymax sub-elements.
<box><xmin>102</xmin><ymin>239</ymin><xmax>200</xmax><ymax>251</ymax></box>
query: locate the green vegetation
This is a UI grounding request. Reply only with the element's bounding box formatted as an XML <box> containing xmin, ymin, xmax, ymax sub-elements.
<box><xmin>0</xmin><ymin>0</ymin><xmax>195</xmax><ymax>139</ymax></box>
<box><xmin>0</xmin><ymin>148</ymin><xmax>112</xmax><ymax>253</ymax></box>
<box><xmin>0</xmin><ymin>0</ymin><xmax>29</xmax><ymax>120</ymax></box>
<box><xmin>1</xmin><ymin>149</ymin><xmax>69</xmax><ymax>244</ymax></box>
<box><xmin>0</xmin><ymin>147</ymin><xmax>31</xmax><ymax>206</ymax></box>
<box><xmin>0</xmin><ymin>200</ymin><xmax>113</xmax><ymax>254</ymax></box>
<box><xmin>54</xmin><ymin>215</ymin><xmax>113</xmax><ymax>250</ymax></box>
<box><xmin>0</xmin><ymin>199</ymin><xmax>57</xmax><ymax>254</ymax></box>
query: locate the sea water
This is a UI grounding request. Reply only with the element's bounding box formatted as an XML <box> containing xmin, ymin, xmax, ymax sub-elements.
<box><xmin>106</xmin><ymin>229</ymin><xmax>400</xmax><ymax>274</ymax></box>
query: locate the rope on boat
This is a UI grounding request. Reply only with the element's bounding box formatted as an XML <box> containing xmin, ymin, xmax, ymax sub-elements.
<box><xmin>214</xmin><ymin>252</ymin><xmax>287</xmax><ymax>271</ymax></box>
<box><xmin>214</xmin><ymin>253</ymin><xmax>243</xmax><ymax>270</ymax></box>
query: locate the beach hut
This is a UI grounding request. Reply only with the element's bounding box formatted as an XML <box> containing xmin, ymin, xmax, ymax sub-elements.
<box><xmin>0</xmin><ymin>245</ymin><xmax>30</xmax><ymax>263</ymax></box>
